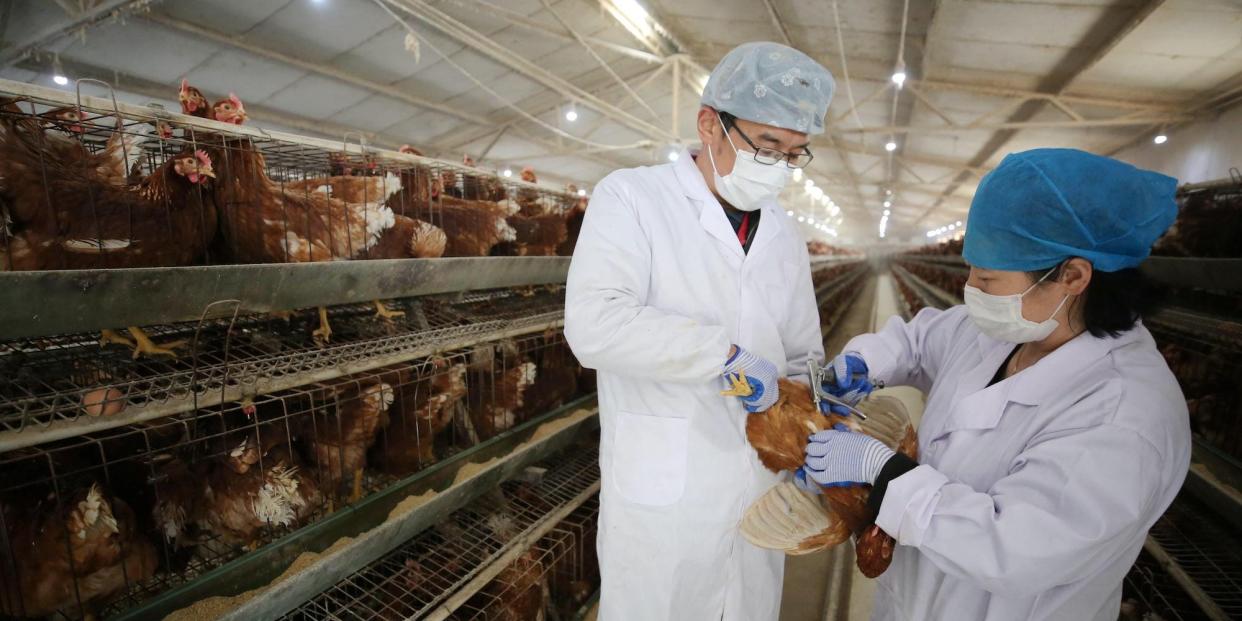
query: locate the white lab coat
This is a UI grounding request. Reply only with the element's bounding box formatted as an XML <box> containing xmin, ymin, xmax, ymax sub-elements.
<box><xmin>564</xmin><ymin>150</ymin><xmax>824</xmax><ymax>621</ymax></box>
<box><xmin>845</xmin><ymin>305</ymin><xmax>1190</xmax><ymax>621</ymax></box>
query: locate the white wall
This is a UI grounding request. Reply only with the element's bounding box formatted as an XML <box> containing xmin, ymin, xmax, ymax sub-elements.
<box><xmin>1112</xmin><ymin>103</ymin><xmax>1242</xmax><ymax>185</ymax></box>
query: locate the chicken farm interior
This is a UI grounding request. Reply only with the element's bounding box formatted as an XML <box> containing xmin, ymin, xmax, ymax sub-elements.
<box><xmin>0</xmin><ymin>1</ymin><xmax>1240</xmax><ymax>620</ymax></box>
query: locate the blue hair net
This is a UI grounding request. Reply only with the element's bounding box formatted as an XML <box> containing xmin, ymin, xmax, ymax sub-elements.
<box><xmin>701</xmin><ymin>42</ymin><xmax>835</xmax><ymax>135</ymax></box>
<box><xmin>963</xmin><ymin>148</ymin><xmax>1178</xmax><ymax>273</ymax></box>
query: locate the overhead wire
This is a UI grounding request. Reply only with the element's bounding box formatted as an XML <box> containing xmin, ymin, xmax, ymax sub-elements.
<box><xmin>371</xmin><ymin>0</ymin><xmax>652</xmax><ymax>152</ymax></box>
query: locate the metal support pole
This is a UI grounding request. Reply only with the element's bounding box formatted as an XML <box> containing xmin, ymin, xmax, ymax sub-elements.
<box><xmin>672</xmin><ymin>56</ymin><xmax>681</xmax><ymax>142</ymax></box>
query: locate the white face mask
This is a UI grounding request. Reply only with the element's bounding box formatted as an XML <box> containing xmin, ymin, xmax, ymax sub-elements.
<box><xmin>964</xmin><ymin>266</ymin><xmax>1071</xmax><ymax>343</ymax></box>
<box><xmin>705</xmin><ymin>114</ymin><xmax>792</xmax><ymax>212</ymax></box>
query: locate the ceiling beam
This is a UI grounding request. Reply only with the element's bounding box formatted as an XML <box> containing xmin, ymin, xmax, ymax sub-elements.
<box><xmin>428</xmin><ymin>63</ymin><xmax>663</xmax><ymax>153</ymax></box>
<box><xmin>889</xmin><ymin>0</ymin><xmax>943</xmax><ymax>195</ymax></box>
<box><xmin>445</xmin><ymin>0</ymin><xmax>665</xmax><ymax>65</ymax></box>
<box><xmin>826</xmin><ymin>136</ymin><xmax>991</xmax><ymax>175</ymax></box>
<box><xmin>838</xmin><ymin>114</ymin><xmax>1192</xmax><ymax>135</ymax></box>
<box><xmin>385</xmin><ymin>0</ymin><xmax>673</xmax><ymax>142</ymax></box>
<box><xmin>759</xmin><ymin>0</ymin><xmax>792</xmax><ymax>46</ymax></box>
<box><xmin>26</xmin><ymin>54</ymin><xmax>618</xmax><ymax>186</ymax></box>
<box><xmin>914</xmin><ymin>0</ymin><xmax>1168</xmax><ymax>225</ymax></box>
<box><xmin>18</xmin><ymin>55</ymin><xmax>391</xmax><ymax>146</ymax></box>
<box><xmin>539</xmin><ymin>0</ymin><xmax>659</xmax><ymax>121</ymax></box>
<box><xmin>0</xmin><ymin>0</ymin><xmax>151</xmax><ymax>69</ymax></box>
<box><xmin>141</xmin><ymin>12</ymin><xmax>493</xmax><ymax>127</ymax></box>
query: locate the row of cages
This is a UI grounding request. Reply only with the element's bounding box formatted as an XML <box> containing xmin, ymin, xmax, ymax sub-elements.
<box><xmin>280</xmin><ymin>446</ymin><xmax>601</xmax><ymax>621</ymax></box>
<box><xmin>889</xmin><ymin>254</ymin><xmax>1242</xmax><ymax>466</ymax></box>
<box><xmin>0</xmin><ymin>325</ymin><xmax>594</xmax><ymax>620</ymax></box>
<box><xmin>0</xmin><ymin>286</ymin><xmax>568</xmax><ymax>435</ymax></box>
<box><xmin>0</xmin><ymin>86</ymin><xmax>589</xmax><ymax>274</ymax></box>
<box><xmin>888</xmin><ymin>236</ymin><xmax>1242</xmax><ymax>621</ymax></box>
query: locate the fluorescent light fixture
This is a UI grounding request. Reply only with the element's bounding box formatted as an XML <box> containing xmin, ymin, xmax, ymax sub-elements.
<box><xmin>792</xmin><ymin>168</ymin><xmax>803</xmax><ymax>181</ymax></box>
<box><xmin>564</xmin><ymin>105</ymin><xmax>578</xmax><ymax>122</ymax></box>
<box><xmin>883</xmin><ymin>200</ymin><xmax>892</xmax><ymax>208</ymax></box>
<box><xmin>667</xmin><ymin>150</ymin><xmax>679</xmax><ymax>162</ymax></box>
<box><xmin>787</xmin><ymin>210</ymin><xmax>794</xmax><ymax>216</ymax></box>
<box><xmin>577</xmin><ymin>188</ymin><xmax>587</xmax><ymax>197</ymax></box>
<box><xmin>797</xmin><ymin>216</ymin><xmax>805</xmax><ymax>223</ymax></box>
<box><xmin>883</xmin><ymin>209</ymin><xmax>890</xmax><ymax>216</ymax></box>
<box><xmin>606</xmin><ymin>0</ymin><xmax>656</xmax><ymax>42</ymax></box>
<box><xmin>804</xmin><ymin>179</ymin><xmax>814</xmax><ymax>190</ymax></box>
<box><xmin>885</xmin><ymin>141</ymin><xmax>897</xmax><ymax>152</ymax></box>
<box><xmin>502</xmin><ymin>168</ymin><xmax>513</xmax><ymax>178</ymax></box>
<box><xmin>1154</xmin><ymin>134</ymin><xmax>1167</xmax><ymax>145</ymax></box>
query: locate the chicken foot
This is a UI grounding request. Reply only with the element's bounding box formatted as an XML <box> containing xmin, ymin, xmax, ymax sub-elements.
<box><xmin>373</xmin><ymin>300</ymin><xmax>405</xmax><ymax>322</ymax></box>
<box><xmin>312</xmin><ymin>306</ymin><xmax>332</xmax><ymax>347</ymax></box>
<box><xmin>720</xmin><ymin>371</ymin><xmax>755</xmax><ymax>398</ymax></box>
<box><xmin>349</xmin><ymin>468</ymin><xmax>365</xmax><ymax>504</ymax></box>
<box><xmin>100</xmin><ymin>327</ymin><xmax>186</xmax><ymax>359</ymax></box>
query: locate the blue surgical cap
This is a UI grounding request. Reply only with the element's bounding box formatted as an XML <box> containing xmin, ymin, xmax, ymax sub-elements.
<box><xmin>701</xmin><ymin>42</ymin><xmax>835</xmax><ymax>135</ymax></box>
<box><xmin>963</xmin><ymin>148</ymin><xmax>1178</xmax><ymax>273</ymax></box>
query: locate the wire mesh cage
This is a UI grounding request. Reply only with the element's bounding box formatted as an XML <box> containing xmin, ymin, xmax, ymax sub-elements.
<box><xmin>0</xmin><ymin>286</ymin><xmax>567</xmax><ymax>437</ymax></box>
<box><xmin>279</xmin><ymin>445</ymin><xmax>600</xmax><ymax>621</ymax></box>
<box><xmin>0</xmin><ymin>327</ymin><xmax>589</xmax><ymax>620</ymax></box>
<box><xmin>0</xmin><ymin>84</ymin><xmax>588</xmax><ymax>275</ymax></box>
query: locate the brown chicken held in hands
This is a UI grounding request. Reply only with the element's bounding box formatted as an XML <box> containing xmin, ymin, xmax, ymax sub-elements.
<box><xmin>0</xmin><ymin>484</ymin><xmax>158</xmax><ymax>619</ymax></box>
<box><xmin>738</xmin><ymin>378</ymin><xmax>917</xmax><ymax>578</ymax></box>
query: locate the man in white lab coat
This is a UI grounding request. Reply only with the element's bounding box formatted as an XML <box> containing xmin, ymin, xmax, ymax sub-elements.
<box><xmin>563</xmin><ymin>42</ymin><xmax>836</xmax><ymax>620</ymax></box>
<box><xmin>799</xmin><ymin>149</ymin><xmax>1192</xmax><ymax>621</ymax></box>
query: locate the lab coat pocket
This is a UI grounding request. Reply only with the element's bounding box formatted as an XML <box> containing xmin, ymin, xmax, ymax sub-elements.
<box><xmin>613</xmin><ymin>411</ymin><xmax>690</xmax><ymax>507</ymax></box>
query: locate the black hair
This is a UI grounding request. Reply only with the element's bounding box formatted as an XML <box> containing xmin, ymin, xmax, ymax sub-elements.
<box><xmin>1029</xmin><ymin>261</ymin><xmax>1164</xmax><ymax>338</ymax></box>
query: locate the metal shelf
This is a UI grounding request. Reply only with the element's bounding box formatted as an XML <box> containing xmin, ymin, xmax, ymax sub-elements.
<box><xmin>891</xmin><ymin>263</ymin><xmax>961</xmax><ymax>310</ymax></box>
<box><xmin>1143</xmin><ymin>494</ymin><xmax>1242</xmax><ymax>620</ymax></box>
<box><xmin>273</xmin><ymin>439</ymin><xmax>601</xmax><ymax>621</ymax></box>
<box><xmin>0</xmin><ymin>288</ymin><xmax>566</xmax><ymax>451</ymax></box>
<box><xmin>900</xmin><ymin>252</ymin><xmax>1242</xmax><ymax>294</ymax></box>
<box><xmin>0</xmin><ymin>257</ymin><xmax>569</xmax><ymax>340</ymax></box>
<box><xmin>108</xmin><ymin>400</ymin><xmax>599</xmax><ymax>621</ymax></box>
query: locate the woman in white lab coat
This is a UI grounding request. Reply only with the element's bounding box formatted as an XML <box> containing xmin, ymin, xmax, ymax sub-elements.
<box><xmin>800</xmin><ymin>148</ymin><xmax>1192</xmax><ymax>621</ymax></box>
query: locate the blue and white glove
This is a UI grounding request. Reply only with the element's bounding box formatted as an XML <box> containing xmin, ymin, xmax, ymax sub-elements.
<box><xmin>820</xmin><ymin>352</ymin><xmax>874</xmax><ymax>416</ymax></box>
<box><xmin>801</xmin><ymin>424</ymin><xmax>895</xmax><ymax>487</ymax></box>
<box><xmin>721</xmin><ymin>345</ymin><xmax>779</xmax><ymax>412</ymax></box>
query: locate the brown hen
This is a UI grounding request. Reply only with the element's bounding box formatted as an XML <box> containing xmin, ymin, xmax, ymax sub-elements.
<box><xmin>301</xmin><ymin>381</ymin><xmax>394</xmax><ymax>504</ymax></box>
<box><xmin>0</xmin><ymin>484</ymin><xmax>157</xmax><ymax>619</ymax></box>
<box><xmin>372</xmin><ymin>362</ymin><xmax>469</xmax><ymax>475</ymax></box>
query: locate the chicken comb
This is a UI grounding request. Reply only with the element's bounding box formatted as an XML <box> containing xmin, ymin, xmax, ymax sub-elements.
<box><xmin>194</xmin><ymin>149</ymin><xmax>212</xmax><ymax>168</ymax></box>
<box><xmin>179</xmin><ymin>78</ymin><xmax>189</xmax><ymax>94</ymax></box>
<box><xmin>228</xmin><ymin>92</ymin><xmax>244</xmax><ymax>109</ymax></box>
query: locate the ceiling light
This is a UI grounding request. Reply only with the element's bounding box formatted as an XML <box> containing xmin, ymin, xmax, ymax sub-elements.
<box><xmin>786</xmin><ymin>210</ymin><xmax>794</xmax><ymax>216</ymax></box>
<box><xmin>577</xmin><ymin>188</ymin><xmax>587</xmax><ymax>197</ymax></box>
<box><xmin>883</xmin><ymin>200</ymin><xmax>892</xmax><ymax>208</ymax></box>
<box><xmin>1154</xmin><ymin>133</ymin><xmax>1167</xmax><ymax>145</ymax></box>
<box><xmin>955</xmin><ymin>221</ymin><xmax>962</xmax><ymax>226</ymax></box>
<box><xmin>807</xmin><ymin>217</ymin><xmax>815</xmax><ymax>224</ymax></box>
<box><xmin>891</xmin><ymin>60</ymin><xmax>907</xmax><ymax>88</ymax></box>
<box><xmin>564</xmin><ymin>104</ymin><xmax>579</xmax><ymax>123</ymax></box>
<box><xmin>885</xmin><ymin>140</ymin><xmax>897</xmax><ymax>152</ymax></box>
<box><xmin>797</xmin><ymin>216</ymin><xmax>805</xmax><ymax>223</ymax></box>
<box><xmin>883</xmin><ymin>209</ymin><xmax>890</xmax><ymax>216</ymax></box>
<box><xmin>804</xmin><ymin>179</ymin><xmax>814</xmax><ymax>190</ymax></box>
<box><xmin>502</xmin><ymin>168</ymin><xmax>513</xmax><ymax>178</ymax></box>
<box><xmin>667</xmin><ymin>149</ymin><xmax>680</xmax><ymax>162</ymax></box>
<box><xmin>792</xmin><ymin>168</ymin><xmax>803</xmax><ymax>181</ymax></box>
<box><xmin>885</xmin><ymin>189</ymin><xmax>893</xmax><ymax>196</ymax></box>
<box><xmin>51</xmin><ymin>55</ymin><xmax>67</xmax><ymax>86</ymax></box>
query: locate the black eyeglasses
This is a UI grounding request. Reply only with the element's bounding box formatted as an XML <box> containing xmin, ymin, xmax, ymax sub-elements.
<box><xmin>720</xmin><ymin>112</ymin><xmax>814</xmax><ymax>169</ymax></box>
